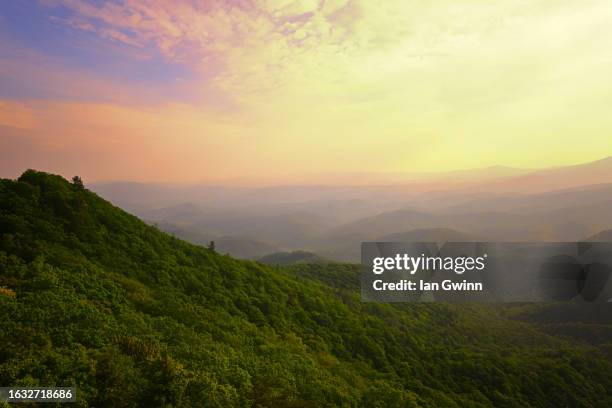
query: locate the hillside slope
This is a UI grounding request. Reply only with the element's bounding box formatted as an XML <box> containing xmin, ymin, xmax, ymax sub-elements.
<box><xmin>586</xmin><ymin>229</ymin><xmax>612</xmax><ymax>242</ymax></box>
<box><xmin>1</xmin><ymin>171</ymin><xmax>612</xmax><ymax>407</ymax></box>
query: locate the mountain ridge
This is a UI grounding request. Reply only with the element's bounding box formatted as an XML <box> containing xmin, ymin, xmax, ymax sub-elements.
<box><xmin>2</xmin><ymin>170</ymin><xmax>612</xmax><ymax>406</ymax></box>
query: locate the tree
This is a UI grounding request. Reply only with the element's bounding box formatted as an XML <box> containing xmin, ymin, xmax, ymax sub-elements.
<box><xmin>72</xmin><ymin>176</ymin><xmax>84</xmax><ymax>190</ymax></box>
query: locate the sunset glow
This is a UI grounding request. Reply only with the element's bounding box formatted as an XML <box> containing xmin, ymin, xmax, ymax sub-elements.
<box><xmin>1</xmin><ymin>0</ymin><xmax>612</xmax><ymax>183</ymax></box>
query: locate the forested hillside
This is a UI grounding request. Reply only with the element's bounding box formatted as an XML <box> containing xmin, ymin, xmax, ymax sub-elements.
<box><xmin>1</xmin><ymin>171</ymin><xmax>612</xmax><ymax>407</ymax></box>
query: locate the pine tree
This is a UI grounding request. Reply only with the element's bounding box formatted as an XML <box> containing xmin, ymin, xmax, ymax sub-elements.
<box><xmin>72</xmin><ymin>175</ymin><xmax>84</xmax><ymax>190</ymax></box>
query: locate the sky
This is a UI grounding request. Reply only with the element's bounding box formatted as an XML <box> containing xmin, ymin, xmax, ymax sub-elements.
<box><xmin>1</xmin><ymin>0</ymin><xmax>612</xmax><ymax>184</ymax></box>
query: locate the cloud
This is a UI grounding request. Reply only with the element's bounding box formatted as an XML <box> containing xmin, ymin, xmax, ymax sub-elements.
<box><xmin>46</xmin><ymin>0</ymin><xmax>611</xmax><ymax>109</ymax></box>
<box><xmin>2</xmin><ymin>0</ymin><xmax>612</xmax><ymax>182</ymax></box>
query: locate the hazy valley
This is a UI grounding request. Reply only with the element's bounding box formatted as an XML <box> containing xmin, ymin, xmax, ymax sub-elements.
<box><xmin>92</xmin><ymin>157</ymin><xmax>612</xmax><ymax>262</ymax></box>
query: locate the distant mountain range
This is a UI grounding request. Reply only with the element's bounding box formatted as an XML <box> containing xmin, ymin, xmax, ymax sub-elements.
<box><xmin>586</xmin><ymin>229</ymin><xmax>612</xmax><ymax>242</ymax></box>
<box><xmin>258</xmin><ymin>250</ymin><xmax>327</xmax><ymax>266</ymax></box>
<box><xmin>90</xmin><ymin>157</ymin><xmax>612</xmax><ymax>261</ymax></box>
<box><xmin>4</xmin><ymin>170</ymin><xmax>612</xmax><ymax>406</ymax></box>
<box><xmin>466</xmin><ymin>156</ymin><xmax>612</xmax><ymax>193</ymax></box>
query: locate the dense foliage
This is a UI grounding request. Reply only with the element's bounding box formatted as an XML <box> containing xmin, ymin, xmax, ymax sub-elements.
<box><xmin>1</xmin><ymin>171</ymin><xmax>611</xmax><ymax>407</ymax></box>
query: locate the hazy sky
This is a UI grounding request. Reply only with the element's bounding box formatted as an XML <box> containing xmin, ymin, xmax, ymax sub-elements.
<box><xmin>1</xmin><ymin>0</ymin><xmax>612</xmax><ymax>183</ymax></box>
